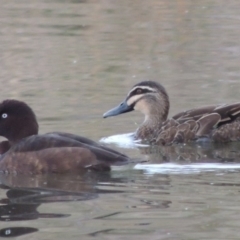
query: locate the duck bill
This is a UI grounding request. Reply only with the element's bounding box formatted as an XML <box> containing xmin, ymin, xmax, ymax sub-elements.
<box><xmin>103</xmin><ymin>101</ymin><xmax>133</xmax><ymax>118</ymax></box>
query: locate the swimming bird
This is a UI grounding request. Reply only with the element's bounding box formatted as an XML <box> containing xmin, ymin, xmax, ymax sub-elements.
<box><xmin>103</xmin><ymin>80</ymin><xmax>240</xmax><ymax>145</ymax></box>
<box><xmin>0</xmin><ymin>99</ymin><xmax>130</xmax><ymax>174</ymax></box>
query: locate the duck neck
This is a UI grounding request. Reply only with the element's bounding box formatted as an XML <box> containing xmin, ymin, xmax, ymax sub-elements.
<box><xmin>0</xmin><ymin>141</ymin><xmax>11</xmax><ymax>154</ymax></box>
<box><xmin>7</xmin><ymin>121</ymin><xmax>39</xmax><ymax>146</ymax></box>
<box><xmin>134</xmin><ymin>91</ymin><xmax>170</xmax><ymax>141</ymax></box>
<box><xmin>136</xmin><ymin>113</ymin><xmax>168</xmax><ymax>141</ymax></box>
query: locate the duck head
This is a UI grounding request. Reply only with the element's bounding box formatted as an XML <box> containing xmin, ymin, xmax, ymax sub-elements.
<box><xmin>103</xmin><ymin>80</ymin><xmax>170</xmax><ymax>123</ymax></box>
<box><xmin>0</xmin><ymin>100</ymin><xmax>39</xmax><ymax>144</ymax></box>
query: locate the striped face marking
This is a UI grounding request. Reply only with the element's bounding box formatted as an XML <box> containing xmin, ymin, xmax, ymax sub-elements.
<box><xmin>127</xmin><ymin>94</ymin><xmax>144</xmax><ymax>106</ymax></box>
<box><xmin>126</xmin><ymin>86</ymin><xmax>156</xmax><ymax>106</ymax></box>
<box><xmin>127</xmin><ymin>86</ymin><xmax>156</xmax><ymax>96</ymax></box>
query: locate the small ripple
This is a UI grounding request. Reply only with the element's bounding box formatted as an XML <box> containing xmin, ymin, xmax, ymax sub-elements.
<box><xmin>134</xmin><ymin>163</ymin><xmax>240</xmax><ymax>174</ymax></box>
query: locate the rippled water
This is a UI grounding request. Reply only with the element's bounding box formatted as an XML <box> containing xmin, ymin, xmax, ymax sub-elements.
<box><xmin>1</xmin><ymin>0</ymin><xmax>240</xmax><ymax>239</ymax></box>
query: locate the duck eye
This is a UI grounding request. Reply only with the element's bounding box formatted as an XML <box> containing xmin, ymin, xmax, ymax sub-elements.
<box><xmin>2</xmin><ymin>113</ymin><xmax>8</xmax><ymax>119</ymax></box>
<box><xmin>136</xmin><ymin>88</ymin><xmax>142</xmax><ymax>94</ymax></box>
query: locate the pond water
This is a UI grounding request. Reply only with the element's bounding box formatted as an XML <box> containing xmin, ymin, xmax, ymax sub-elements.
<box><xmin>1</xmin><ymin>0</ymin><xmax>240</xmax><ymax>239</ymax></box>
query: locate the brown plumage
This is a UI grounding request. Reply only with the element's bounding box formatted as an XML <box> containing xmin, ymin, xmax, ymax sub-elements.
<box><xmin>0</xmin><ymin>99</ymin><xmax>130</xmax><ymax>174</ymax></box>
<box><xmin>103</xmin><ymin>80</ymin><xmax>240</xmax><ymax>145</ymax></box>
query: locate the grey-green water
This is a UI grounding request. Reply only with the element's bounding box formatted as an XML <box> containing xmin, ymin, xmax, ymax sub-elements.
<box><xmin>1</xmin><ymin>0</ymin><xmax>240</xmax><ymax>239</ymax></box>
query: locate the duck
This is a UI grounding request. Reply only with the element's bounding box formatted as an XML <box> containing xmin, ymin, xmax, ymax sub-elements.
<box><xmin>103</xmin><ymin>80</ymin><xmax>240</xmax><ymax>145</ymax></box>
<box><xmin>0</xmin><ymin>99</ymin><xmax>130</xmax><ymax>174</ymax></box>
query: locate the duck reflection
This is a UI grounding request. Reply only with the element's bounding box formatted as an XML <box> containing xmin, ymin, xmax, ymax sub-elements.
<box><xmin>0</xmin><ymin>172</ymin><xmax>125</xmax><ymax>237</ymax></box>
<box><xmin>139</xmin><ymin>141</ymin><xmax>240</xmax><ymax>163</ymax></box>
<box><xmin>0</xmin><ymin>227</ymin><xmax>38</xmax><ymax>238</ymax></box>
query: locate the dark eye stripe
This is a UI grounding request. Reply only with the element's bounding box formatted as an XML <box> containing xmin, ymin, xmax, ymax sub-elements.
<box><xmin>129</xmin><ymin>88</ymin><xmax>155</xmax><ymax>97</ymax></box>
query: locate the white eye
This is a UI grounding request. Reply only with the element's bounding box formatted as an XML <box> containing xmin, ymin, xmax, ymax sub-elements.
<box><xmin>2</xmin><ymin>113</ymin><xmax>8</xmax><ymax>119</ymax></box>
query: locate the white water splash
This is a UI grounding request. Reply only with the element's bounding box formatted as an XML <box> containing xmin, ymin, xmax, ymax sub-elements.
<box><xmin>134</xmin><ymin>163</ymin><xmax>240</xmax><ymax>174</ymax></box>
<box><xmin>100</xmin><ymin>133</ymin><xmax>148</xmax><ymax>148</ymax></box>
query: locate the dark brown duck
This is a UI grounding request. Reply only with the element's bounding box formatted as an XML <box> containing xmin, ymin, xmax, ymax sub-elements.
<box><xmin>103</xmin><ymin>80</ymin><xmax>240</xmax><ymax>145</ymax></box>
<box><xmin>0</xmin><ymin>99</ymin><xmax>130</xmax><ymax>174</ymax></box>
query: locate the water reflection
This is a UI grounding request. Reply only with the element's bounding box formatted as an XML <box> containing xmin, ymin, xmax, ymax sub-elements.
<box><xmin>0</xmin><ymin>165</ymin><xmax>239</xmax><ymax>239</ymax></box>
<box><xmin>102</xmin><ymin>132</ymin><xmax>240</xmax><ymax>165</ymax></box>
<box><xmin>0</xmin><ymin>227</ymin><xmax>38</xmax><ymax>238</ymax></box>
<box><xmin>0</xmin><ymin>172</ymin><xmax>126</xmax><ymax>203</ymax></box>
<box><xmin>140</xmin><ymin>142</ymin><xmax>240</xmax><ymax>163</ymax></box>
<box><xmin>0</xmin><ymin>172</ymin><xmax>129</xmax><ymax>238</ymax></box>
<box><xmin>0</xmin><ymin>170</ymin><xmax>174</xmax><ymax>237</ymax></box>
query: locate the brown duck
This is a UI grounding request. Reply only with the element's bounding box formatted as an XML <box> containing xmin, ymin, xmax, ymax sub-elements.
<box><xmin>0</xmin><ymin>99</ymin><xmax>130</xmax><ymax>174</ymax></box>
<box><xmin>103</xmin><ymin>80</ymin><xmax>240</xmax><ymax>145</ymax></box>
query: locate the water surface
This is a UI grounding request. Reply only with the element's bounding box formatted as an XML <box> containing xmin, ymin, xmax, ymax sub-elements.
<box><xmin>1</xmin><ymin>0</ymin><xmax>240</xmax><ymax>239</ymax></box>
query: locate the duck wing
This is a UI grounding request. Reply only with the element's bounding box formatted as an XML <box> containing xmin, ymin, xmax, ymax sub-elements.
<box><xmin>211</xmin><ymin>103</ymin><xmax>240</xmax><ymax>126</ymax></box>
<box><xmin>172</xmin><ymin>105</ymin><xmax>219</xmax><ymax>123</ymax></box>
<box><xmin>172</xmin><ymin>103</ymin><xmax>240</xmax><ymax>127</ymax></box>
<box><xmin>9</xmin><ymin>133</ymin><xmax>130</xmax><ymax>165</ymax></box>
<box><xmin>157</xmin><ymin>103</ymin><xmax>240</xmax><ymax>144</ymax></box>
<box><xmin>47</xmin><ymin>132</ymin><xmax>128</xmax><ymax>158</ymax></box>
